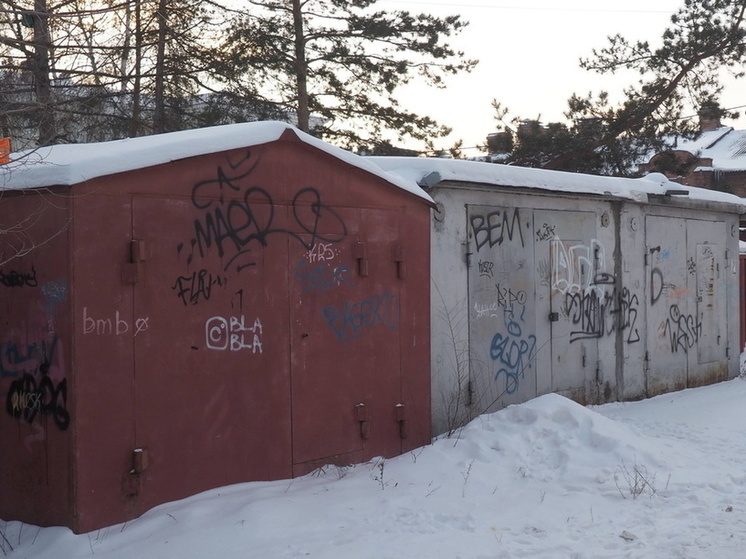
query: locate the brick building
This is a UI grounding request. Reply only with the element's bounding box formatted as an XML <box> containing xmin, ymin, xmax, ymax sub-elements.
<box><xmin>638</xmin><ymin>111</ymin><xmax>746</xmax><ymax>198</ymax></box>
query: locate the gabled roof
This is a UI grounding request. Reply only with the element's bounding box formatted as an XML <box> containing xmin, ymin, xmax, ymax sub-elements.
<box><xmin>0</xmin><ymin>121</ymin><xmax>432</xmax><ymax>202</ymax></box>
<box><xmin>661</xmin><ymin>127</ymin><xmax>746</xmax><ymax>172</ymax></box>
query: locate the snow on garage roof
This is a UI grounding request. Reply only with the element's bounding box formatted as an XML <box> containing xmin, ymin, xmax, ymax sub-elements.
<box><xmin>370</xmin><ymin>155</ymin><xmax>746</xmax><ymax>211</ymax></box>
<box><xmin>2</xmin><ymin>121</ymin><xmax>744</xmax><ymax>211</ymax></box>
<box><xmin>0</xmin><ymin>121</ymin><xmax>433</xmax><ymax>202</ymax></box>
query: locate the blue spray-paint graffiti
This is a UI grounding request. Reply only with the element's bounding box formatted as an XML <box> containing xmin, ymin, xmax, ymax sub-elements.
<box><xmin>490</xmin><ymin>308</ymin><xmax>536</xmax><ymax>395</ymax></box>
<box><xmin>1</xmin><ymin>335</ymin><xmax>58</xmax><ymax>379</ymax></box>
<box><xmin>323</xmin><ymin>291</ymin><xmax>399</xmax><ymax>342</ymax></box>
<box><xmin>295</xmin><ymin>259</ymin><xmax>355</xmax><ymax>294</ymax></box>
<box><xmin>41</xmin><ymin>278</ymin><xmax>68</xmax><ymax>307</ymax></box>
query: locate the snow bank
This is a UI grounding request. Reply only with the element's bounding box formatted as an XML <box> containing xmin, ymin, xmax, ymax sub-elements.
<box><xmin>4</xmin><ymin>379</ymin><xmax>746</xmax><ymax>558</ymax></box>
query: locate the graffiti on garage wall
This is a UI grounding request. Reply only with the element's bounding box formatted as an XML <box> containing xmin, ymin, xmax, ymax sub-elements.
<box><xmin>469</xmin><ymin>207</ymin><xmax>534</xmax><ymax>395</ymax></box>
<box><xmin>563</xmin><ymin>282</ymin><xmax>641</xmax><ymax>344</ymax></box>
<box><xmin>490</xmin><ymin>305</ymin><xmax>536</xmax><ymax>396</ymax></box>
<box><xmin>472</xmin><ymin>215</ymin><xmax>647</xmax><ymax>398</ymax></box>
<box><xmin>0</xmin><ymin>267</ymin><xmax>38</xmax><ymax>288</ymax></box>
<box><xmin>82</xmin><ymin>307</ymin><xmax>150</xmax><ymax>337</ymax></box>
<box><xmin>169</xmin><ymin>153</ymin><xmax>359</xmax><ymax>348</ymax></box>
<box><xmin>172</xmin><ymin>269</ymin><xmax>228</xmax><ymax>306</ymax></box>
<box><xmin>2</xmin><ymin>272</ymin><xmax>70</xmax><ymax>436</ymax></box>
<box><xmin>649</xmin><ymin>245</ymin><xmax>702</xmax><ymax>354</ymax></box>
<box><xmin>177</xmin><ymin>150</ymin><xmax>348</xmax><ymax>275</ymax></box>
<box><xmin>205</xmin><ymin>315</ymin><xmax>263</xmax><ymax>353</ymax></box>
<box><xmin>544</xmin><ymin>235</ymin><xmax>641</xmax><ymax>345</ymax></box>
<box><xmin>660</xmin><ymin>304</ymin><xmax>701</xmax><ymax>353</ymax></box>
<box><xmin>296</xmin><ymin>260</ymin><xmax>354</xmax><ymax>294</ymax></box>
<box><xmin>3</xmin><ymin>332</ymin><xmax>69</xmax><ymax>432</ymax></box>
<box><xmin>167</xmin><ymin>152</ymin><xmax>400</xmax><ymax>349</ymax></box>
<box><xmin>323</xmin><ymin>291</ymin><xmax>399</xmax><ymax>342</ymax></box>
<box><xmin>470</xmin><ymin>207</ymin><xmax>525</xmax><ymax>251</ymax></box>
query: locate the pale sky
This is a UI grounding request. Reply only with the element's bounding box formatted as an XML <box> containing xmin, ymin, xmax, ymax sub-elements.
<box><xmin>383</xmin><ymin>0</ymin><xmax>746</xmax><ymax>154</ymax></box>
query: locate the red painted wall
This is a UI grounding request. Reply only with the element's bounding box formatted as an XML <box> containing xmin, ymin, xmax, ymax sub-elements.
<box><xmin>0</xmin><ymin>189</ymin><xmax>73</xmax><ymax>527</ymax></box>
<box><xmin>1</xmin><ymin>131</ymin><xmax>431</xmax><ymax>533</ymax></box>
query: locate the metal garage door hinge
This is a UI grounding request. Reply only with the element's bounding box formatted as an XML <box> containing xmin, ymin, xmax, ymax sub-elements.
<box><xmin>122</xmin><ymin>239</ymin><xmax>145</xmax><ymax>284</ymax></box>
<box><xmin>392</xmin><ymin>243</ymin><xmax>405</xmax><ymax>279</ymax></box>
<box><xmin>352</xmin><ymin>241</ymin><xmax>368</xmax><ymax>277</ymax></box>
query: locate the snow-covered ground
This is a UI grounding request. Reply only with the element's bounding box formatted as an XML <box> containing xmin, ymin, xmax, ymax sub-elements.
<box><xmin>4</xmin><ymin>374</ymin><xmax>746</xmax><ymax>558</ymax></box>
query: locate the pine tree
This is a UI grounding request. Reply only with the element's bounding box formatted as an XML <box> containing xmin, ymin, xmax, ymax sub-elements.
<box><xmin>215</xmin><ymin>0</ymin><xmax>477</xmax><ymax>152</ymax></box>
<box><xmin>489</xmin><ymin>0</ymin><xmax>745</xmax><ymax>175</ymax></box>
<box><xmin>0</xmin><ymin>0</ymin><xmax>249</xmax><ymax>148</ymax></box>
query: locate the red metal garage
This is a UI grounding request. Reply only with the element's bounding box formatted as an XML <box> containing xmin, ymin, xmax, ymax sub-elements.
<box><xmin>0</xmin><ymin>123</ymin><xmax>432</xmax><ymax>533</ymax></box>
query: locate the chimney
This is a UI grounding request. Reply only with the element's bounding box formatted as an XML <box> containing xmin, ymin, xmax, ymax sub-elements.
<box><xmin>486</xmin><ymin>131</ymin><xmax>513</xmax><ymax>154</ymax></box>
<box><xmin>698</xmin><ymin>106</ymin><xmax>722</xmax><ymax>132</ymax></box>
<box><xmin>574</xmin><ymin>117</ymin><xmax>603</xmax><ymax>140</ymax></box>
<box><xmin>517</xmin><ymin>119</ymin><xmax>542</xmax><ymax>138</ymax></box>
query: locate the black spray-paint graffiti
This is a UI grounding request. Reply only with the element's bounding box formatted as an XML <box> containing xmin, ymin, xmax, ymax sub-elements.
<box><xmin>0</xmin><ymin>267</ymin><xmax>38</xmax><ymax>288</ymax></box>
<box><xmin>649</xmin><ymin>246</ymin><xmax>677</xmax><ymax>306</ymax></box>
<box><xmin>179</xmin><ymin>151</ymin><xmax>347</xmax><ymax>273</ymax></box>
<box><xmin>649</xmin><ymin>267</ymin><xmax>681</xmax><ymax>306</ymax></box>
<box><xmin>3</xmin><ymin>334</ymin><xmax>70</xmax><ymax>431</ymax></box>
<box><xmin>535</xmin><ymin>223</ymin><xmax>556</xmax><ymax>242</ymax></box>
<box><xmin>650</xmin><ymin>268</ymin><xmax>691</xmax><ymax>306</ymax></box>
<box><xmin>662</xmin><ymin>304</ymin><xmax>701</xmax><ymax>353</ymax></box>
<box><xmin>564</xmin><ymin>284</ymin><xmax>640</xmax><ymax>344</ymax></box>
<box><xmin>172</xmin><ymin>269</ymin><xmax>227</xmax><ymax>306</ymax></box>
<box><xmin>478</xmin><ymin>260</ymin><xmax>494</xmax><ymax>278</ymax></box>
<box><xmin>323</xmin><ymin>291</ymin><xmax>399</xmax><ymax>342</ymax></box>
<box><xmin>490</xmin><ymin>308</ymin><xmax>536</xmax><ymax>395</ymax></box>
<box><xmin>495</xmin><ymin>282</ymin><xmax>527</xmax><ymax>312</ymax></box>
<box><xmin>470</xmin><ymin>207</ymin><xmax>524</xmax><ymax>252</ymax></box>
<box><xmin>296</xmin><ymin>259</ymin><xmax>354</xmax><ymax>294</ymax></box>
<box><xmin>687</xmin><ymin>257</ymin><xmax>697</xmax><ymax>276</ymax></box>
<box><xmin>472</xmin><ymin>283</ymin><xmax>528</xmax><ymax>320</ymax></box>
<box><xmin>6</xmin><ymin>372</ymin><xmax>69</xmax><ymax>431</ymax></box>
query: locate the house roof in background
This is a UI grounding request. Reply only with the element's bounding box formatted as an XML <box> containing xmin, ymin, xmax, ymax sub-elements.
<box><xmin>662</xmin><ymin>127</ymin><xmax>746</xmax><ymax>172</ymax></box>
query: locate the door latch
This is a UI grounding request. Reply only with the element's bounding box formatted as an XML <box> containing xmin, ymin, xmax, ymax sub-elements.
<box><xmin>354</xmin><ymin>402</ymin><xmax>370</xmax><ymax>440</ymax></box>
<box><xmin>395</xmin><ymin>403</ymin><xmax>407</xmax><ymax>439</ymax></box>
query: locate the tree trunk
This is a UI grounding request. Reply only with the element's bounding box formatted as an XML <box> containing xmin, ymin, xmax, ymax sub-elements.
<box><xmin>124</xmin><ymin>0</ymin><xmax>144</xmax><ymax>137</ymax></box>
<box><xmin>291</xmin><ymin>0</ymin><xmax>309</xmax><ymax>133</ymax></box>
<box><xmin>153</xmin><ymin>0</ymin><xmax>169</xmax><ymax>133</ymax></box>
<box><xmin>32</xmin><ymin>0</ymin><xmax>56</xmax><ymax>145</ymax></box>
